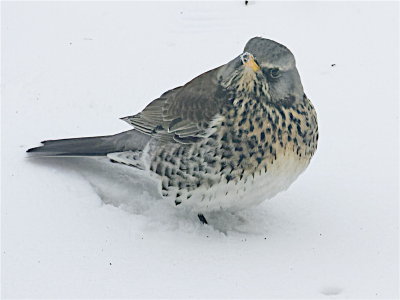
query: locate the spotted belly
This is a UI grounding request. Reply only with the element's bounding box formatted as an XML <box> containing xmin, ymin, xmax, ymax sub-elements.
<box><xmin>173</xmin><ymin>151</ymin><xmax>310</xmax><ymax>212</ymax></box>
<box><xmin>144</xmin><ymin>96</ymin><xmax>318</xmax><ymax>212</ymax></box>
<box><xmin>146</xmin><ymin>143</ymin><xmax>311</xmax><ymax>212</ymax></box>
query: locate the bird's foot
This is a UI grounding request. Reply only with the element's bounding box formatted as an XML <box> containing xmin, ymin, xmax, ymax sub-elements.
<box><xmin>198</xmin><ymin>213</ymin><xmax>208</xmax><ymax>225</ymax></box>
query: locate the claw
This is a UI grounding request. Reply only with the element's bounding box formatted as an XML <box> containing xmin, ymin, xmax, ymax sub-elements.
<box><xmin>198</xmin><ymin>213</ymin><xmax>208</xmax><ymax>224</ymax></box>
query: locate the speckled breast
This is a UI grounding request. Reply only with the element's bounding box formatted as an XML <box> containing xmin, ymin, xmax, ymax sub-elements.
<box><xmin>148</xmin><ymin>95</ymin><xmax>318</xmax><ymax>212</ymax></box>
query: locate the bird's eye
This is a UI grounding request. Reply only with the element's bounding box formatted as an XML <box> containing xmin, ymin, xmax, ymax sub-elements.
<box><xmin>269</xmin><ymin>68</ymin><xmax>281</xmax><ymax>78</ymax></box>
<box><xmin>262</xmin><ymin>67</ymin><xmax>281</xmax><ymax>80</ymax></box>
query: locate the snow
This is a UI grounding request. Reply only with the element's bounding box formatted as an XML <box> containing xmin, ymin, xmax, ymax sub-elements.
<box><xmin>2</xmin><ymin>1</ymin><xmax>399</xmax><ymax>298</ymax></box>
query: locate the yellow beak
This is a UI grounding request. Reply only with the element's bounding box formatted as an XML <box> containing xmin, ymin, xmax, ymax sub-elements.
<box><xmin>243</xmin><ymin>55</ymin><xmax>260</xmax><ymax>72</ymax></box>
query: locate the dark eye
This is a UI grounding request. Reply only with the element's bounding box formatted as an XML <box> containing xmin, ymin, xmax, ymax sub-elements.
<box><xmin>263</xmin><ymin>67</ymin><xmax>281</xmax><ymax>80</ymax></box>
<box><xmin>269</xmin><ymin>68</ymin><xmax>281</xmax><ymax>79</ymax></box>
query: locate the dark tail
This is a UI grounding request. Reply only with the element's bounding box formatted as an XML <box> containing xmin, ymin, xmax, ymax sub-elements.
<box><xmin>26</xmin><ymin>129</ymin><xmax>150</xmax><ymax>157</ymax></box>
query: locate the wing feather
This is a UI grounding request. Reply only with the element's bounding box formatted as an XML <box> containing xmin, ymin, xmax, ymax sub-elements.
<box><xmin>122</xmin><ymin>66</ymin><xmax>231</xmax><ymax>144</ymax></box>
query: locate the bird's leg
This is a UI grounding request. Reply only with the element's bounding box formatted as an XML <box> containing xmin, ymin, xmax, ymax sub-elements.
<box><xmin>198</xmin><ymin>213</ymin><xmax>208</xmax><ymax>225</ymax></box>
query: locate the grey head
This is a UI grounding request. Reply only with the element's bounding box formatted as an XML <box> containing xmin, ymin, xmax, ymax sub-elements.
<box><xmin>218</xmin><ymin>37</ymin><xmax>304</xmax><ymax>105</ymax></box>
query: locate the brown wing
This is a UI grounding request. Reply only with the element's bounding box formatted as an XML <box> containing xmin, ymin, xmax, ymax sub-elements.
<box><xmin>121</xmin><ymin>66</ymin><xmax>231</xmax><ymax>144</ymax></box>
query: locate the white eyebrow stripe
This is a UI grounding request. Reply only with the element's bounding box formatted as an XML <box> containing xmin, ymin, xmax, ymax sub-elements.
<box><xmin>260</xmin><ymin>63</ymin><xmax>291</xmax><ymax>72</ymax></box>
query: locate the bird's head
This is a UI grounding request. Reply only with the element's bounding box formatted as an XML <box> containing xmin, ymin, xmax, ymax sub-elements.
<box><xmin>218</xmin><ymin>37</ymin><xmax>304</xmax><ymax>106</ymax></box>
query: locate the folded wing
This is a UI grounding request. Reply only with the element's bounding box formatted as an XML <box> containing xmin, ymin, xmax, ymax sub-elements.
<box><xmin>122</xmin><ymin>67</ymin><xmax>231</xmax><ymax>144</ymax></box>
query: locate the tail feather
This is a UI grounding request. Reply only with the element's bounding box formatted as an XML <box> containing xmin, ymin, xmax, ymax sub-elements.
<box><xmin>27</xmin><ymin>129</ymin><xmax>150</xmax><ymax>157</ymax></box>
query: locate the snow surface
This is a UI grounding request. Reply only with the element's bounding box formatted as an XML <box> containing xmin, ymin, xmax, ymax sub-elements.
<box><xmin>2</xmin><ymin>1</ymin><xmax>399</xmax><ymax>299</ymax></box>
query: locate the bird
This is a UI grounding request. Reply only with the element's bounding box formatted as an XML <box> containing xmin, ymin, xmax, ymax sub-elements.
<box><xmin>27</xmin><ymin>37</ymin><xmax>319</xmax><ymax>224</ymax></box>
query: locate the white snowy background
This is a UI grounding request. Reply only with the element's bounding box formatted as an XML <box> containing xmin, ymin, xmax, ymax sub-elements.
<box><xmin>2</xmin><ymin>1</ymin><xmax>399</xmax><ymax>299</ymax></box>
